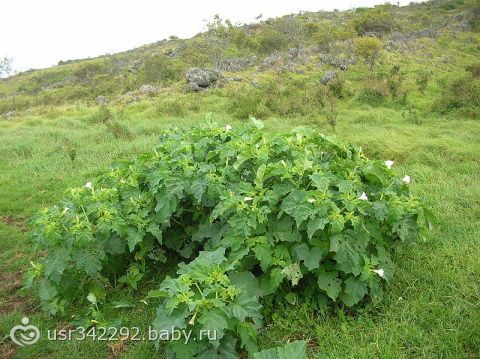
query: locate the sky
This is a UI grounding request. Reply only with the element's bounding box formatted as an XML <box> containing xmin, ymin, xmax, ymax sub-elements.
<box><xmin>1</xmin><ymin>0</ymin><xmax>424</xmax><ymax>72</ymax></box>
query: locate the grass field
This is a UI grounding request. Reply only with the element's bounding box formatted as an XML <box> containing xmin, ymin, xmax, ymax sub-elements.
<box><xmin>0</xmin><ymin>95</ymin><xmax>479</xmax><ymax>358</ymax></box>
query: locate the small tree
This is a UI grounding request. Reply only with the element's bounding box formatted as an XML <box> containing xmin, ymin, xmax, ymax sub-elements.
<box><xmin>353</xmin><ymin>5</ymin><xmax>395</xmax><ymax>35</ymax></box>
<box><xmin>0</xmin><ymin>57</ymin><xmax>13</xmax><ymax>78</ymax></box>
<box><xmin>416</xmin><ymin>69</ymin><xmax>432</xmax><ymax>94</ymax></box>
<box><xmin>196</xmin><ymin>14</ymin><xmax>233</xmax><ymax>69</ymax></box>
<box><xmin>18</xmin><ymin>76</ymin><xmax>43</xmax><ymax>104</ymax></box>
<box><xmin>354</xmin><ymin>37</ymin><xmax>382</xmax><ymax>71</ymax></box>
<box><xmin>140</xmin><ymin>55</ymin><xmax>180</xmax><ymax>85</ymax></box>
<box><xmin>73</xmin><ymin>62</ymin><xmax>105</xmax><ymax>92</ymax></box>
<box><xmin>277</xmin><ymin>15</ymin><xmax>306</xmax><ymax>48</ymax></box>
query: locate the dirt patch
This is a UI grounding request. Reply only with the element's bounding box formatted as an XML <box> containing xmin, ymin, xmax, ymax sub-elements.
<box><xmin>108</xmin><ymin>339</ymin><xmax>128</xmax><ymax>359</ymax></box>
<box><xmin>0</xmin><ymin>215</ymin><xmax>28</xmax><ymax>233</ymax></box>
<box><xmin>0</xmin><ymin>272</ymin><xmax>24</xmax><ymax>294</ymax></box>
<box><xmin>0</xmin><ymin>296</ymin><xmax>35</xmax><ymax>316</ymax></box>
<box><xmin>0</xmin><ymin>343</ymin><xmax>16</xmax><ymax>359</ymax></box>
<box><xmin>0</xmin><ymin>272</ymin><xmax>35</xmax><ymax>316</ymax></box>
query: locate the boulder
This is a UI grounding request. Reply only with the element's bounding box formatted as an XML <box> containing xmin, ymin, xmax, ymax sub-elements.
<box><xmin>139</xmin><ymin>84</ymin><xmax>157</xmax><ymax>95</ymax></box>
<box><xmin>2</xmin><ymin>111</ymin><xmax>16</xmax><ymax>118</ymax></box>
<box><xmin>320</xmin><ymin>71</ymin><xmax>337</xmax><ymax>85</ymax></box>
<box><xmin>185</xmin><ymin>82</ymin><xmax>202</xmax><ymax>92</ymax></box>
<box><xmin>124</xmin><ymin>92</ymin><xmax>140</xmax><ymax>103</ymax></box>
<box><xmin>218</xmin><ymin>56</ymin><xmax>257</xmax><ymax>72</ymax></box>
<box><xmin>95</xmin><ymin>96</ymin><xmax>108</xmax><ymax>105</ymax></box>
<box><xmin>185</xmin><ymin>67</ymin><xmax>220</xmax><ymax>89</ymax></box>
<box><xmin>330</xmin><ymin>58</ymin><xmax>349</xmax><ymax>71</ymax></box>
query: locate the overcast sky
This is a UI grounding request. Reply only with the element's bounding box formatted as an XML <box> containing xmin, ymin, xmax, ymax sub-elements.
<box><xmin>1</xmin><ymin>0</ymin><xmax>424</xmax><ymax>72</ymax></box>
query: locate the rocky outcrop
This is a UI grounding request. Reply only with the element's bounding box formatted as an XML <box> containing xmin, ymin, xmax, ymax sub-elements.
<box><xmin>185</xmin><ymin>67</ymin><xmax>220</xmax><ymax>91</ymax></box>
<box><xmin>139</xmin><ymin>84</ymin><xmax>158</xmax><ymax>95</ymax></box>
<box><xmin>320</xmin><ymin>71</ymin><xmax>337</xmax><ymax>85</ymax></box>
<box><xmin>2</xmin><ymin>111</ymin><xmax>16</xmax><ymax>119</ymax></box>
<box><xmin>95</xmin><ymin>96</ymin><xmax>108</xmax><ymax>105</ymax></box>
<box><xmin>218</xmin><ymin>56</ymin><xmax>257</xmax><ymax>72</ymax></box>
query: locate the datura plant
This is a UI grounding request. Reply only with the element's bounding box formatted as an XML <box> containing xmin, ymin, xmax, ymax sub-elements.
<box><xmin>28</xmin><ymin>118</ymin><xmax>433</xmax><ymax>358</ymax></box>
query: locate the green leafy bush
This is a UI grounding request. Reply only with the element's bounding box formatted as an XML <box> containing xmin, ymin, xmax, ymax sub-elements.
<box><xmin>256</xmin><ymin>29</ymin><xmax>288</xmax><ymax>54</ymax></box>
<box><xmin>433</xmin><ymin>76</ymin><xmax>480</xmax><ymax>118</ymax></box>
<box><xmin>357</xmin><ymin>78</ymin><xmax>390</xmax><ymax>104</ymax></box>
<box><xmin>140</xmin><ymin>55</ymin><xmax>183</xmax><ymax>85</ymax></box>
<box><xmin>29</xmin><ymin>120</ymin><xmax>432</xmax><ymax>357</ymax></box>
<box><xmin>353</xmin><ymin>5</ymin><xmax>396</xmax><ymax>35</ymax></box>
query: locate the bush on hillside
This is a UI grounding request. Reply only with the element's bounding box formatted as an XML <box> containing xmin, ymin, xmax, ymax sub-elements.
<box><xmin>357</xmin><ymin>78</ymin><xmax>390</xmax><ymax>104</ymax></box>
<box><xmin>433</xmin><ymin>76</ymin><xmax>480</xmax><ymax>117</ymax></box>
<box><xmin>354</xmin><ymin>37</ymin><xmax>383</xmax><ymax>71</ymax></box>
<box><xmin>257</xmin><ymin>28</ymin><xmax>288</xmax><ymax>54</ymax></box>
<box><xmin>352</xmin><ymin>5</ymin><xmax>396</xmax><ymax>35</ymax></box>
<box><xmin>140</xmin><ymin>55</ymin><xmax>183</xmax><ymax>85</ymax></box>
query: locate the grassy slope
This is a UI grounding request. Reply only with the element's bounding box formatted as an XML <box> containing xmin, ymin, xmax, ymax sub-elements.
<box><xmin>1</xmin><ymin>3</ymin><xmax>479</xmax><ymax>359</ymax></box>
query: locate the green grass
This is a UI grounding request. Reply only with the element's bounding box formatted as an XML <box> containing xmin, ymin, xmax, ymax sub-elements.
<box><xmin>0</xmin><ymin>96</ymin><xmax>478</xmax><ymax>358</ymax></box>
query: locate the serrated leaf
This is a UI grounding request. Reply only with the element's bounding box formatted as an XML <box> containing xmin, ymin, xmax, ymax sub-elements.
<box><xmin>317</xmin><ymin>269</ymin><xmax>342</xmax><ymax>300</ymax></box>
<box><xmin>153</xmin><ymin>304</ymin><xmax>188</xmax><ymax>332</ymax></box>
<box><xmin>253</xmin><ymin>243</ymin><xmax>272</xmax><ymax>271</ymax></box>
<box><xmin>307</xmin><ymin>217</ymin><xmax>328</xmax><ymax>239</ymax></box>
<box><xmin>339</xmin><ymin>276</ymin><xmax>368</xmax><ymax>307</ymax></box>
<box><xmin>309</xmin><ymin>173</ymin><xmax>330</xmax><ymax>191</ymax></box>
<box><xmin>198</xmin><ymin>308</ymin><xmax>229</xmax><ymax>340</ymax></box>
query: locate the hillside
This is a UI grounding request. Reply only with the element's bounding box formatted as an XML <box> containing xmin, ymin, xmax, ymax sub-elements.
<box><xmin>0</xmin><ymin>0</ymin><xmax>479</xmax><ymax>358</ymax></box>
<box><xmin>0</xmin><ymin>0</ymin><xmax>478</xmax><ymax>119</ymax></box>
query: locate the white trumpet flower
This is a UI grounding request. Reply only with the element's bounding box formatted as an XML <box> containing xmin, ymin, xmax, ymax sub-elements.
<box><xmin>373</xmin><ymin>268</ymin><xmax>385</xmax><ymax>278</ymax></box>
<box><xmin>85</xmin><ymin>181</ymin><xmax>93</xmax><ymax>189</ymax></box>
<box><xmin>385</xmin><ymin>160</ymin><xmax>394</xmax><ymax>169</ymax></box>
<box><xmin>358</xmin><ymin>192</ymin><xmax>368</xmax><ymax>201</ymax></box>
<box><xmin>402</xmin><ymin>175</ymin><xmax>411</xmax><ymax>184</ymax></box>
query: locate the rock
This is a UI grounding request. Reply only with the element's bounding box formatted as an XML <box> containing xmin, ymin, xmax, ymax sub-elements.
<box><xmin>288</xmin><ymin>48</ymin><xmax>300</xmax><ymax>59</ymax></box>
<box><xmin>139</xmin><ymin>84</ymin><xmax>157</xmax><ymax>95</ymax></box>
<box><xmin>412</xmin><ymin>28</ymin><xmax>437</xmax><ymax>38</ymax></box>
<box><xmin>3</xmin><ymin>111</ymin><xmax>16</xmax><ymax>118</ymax></box>
<box><xmin>185</xmin><ymin>82</ymin><xmax>202</xmax><ymax>92</ymax></box>
<box><xmin>260</xmin><ymin>51</ymin><xmax>282</xmax><ymax>70</ymax></box>
<box><xmin>330</xmin><ymin>58</ymin><xmax>348</xmax><ymax>71</ymax></box>
<box><xmin>95</xmin><ymin>96</ymin><xmax>108</xmax><ymax>105</ymax></box>
<box><xmin>164</xmin><ymin>47</ymin><xmax>182</xmax><ymax>58</ymax></box>
<box><xmin>251</xmin><ymin>80</ymin><xmax>260</xmax><ymax>88</ymax></box>
<box><xmin>363</xmin><ymin>31</ymin><xmax>380</xmax><ymax>38</ymax></box>
<box><xmin>185</xmin><ymin>67</ymin><xmax>220</xmax><ymax>89</ymax></box>
<box><xmin>218</xmin><ymin>56</ymin><xmax>257</xmax><ymax>72</ymax></box>
<box><xmin>225</xmin><ymin>76</ymin><xmax>243</xmax><ymax>83</ymax></box>
<box><xmin>288</xmin><ymin>47</ymin><xmax>309</xmax><ymax>64</ymax></box>
<box><xmin>124</xmin><ymin>92</ymin><xmax>140</xmax><ymax>103</ymax></box>
<box><xmin>320</xmin><ymin>71</ymin><xmax>337</xmax><ymax>85</ymax></box>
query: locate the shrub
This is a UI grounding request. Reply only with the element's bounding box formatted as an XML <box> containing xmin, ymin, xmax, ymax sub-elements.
<box><xmin>466</xmin><ymin>63</ymin><xmax>480</xmax><ymax>78</ymax></box>
<box><xmin>29</xmin><ymin>121</ymin><xmax>432</xmax><ymax>357</ymax></box>
<box><xmin>228</xmin><ymin>86</ymin><xmax>271</xmax><ymax>119</ymax></box>
<box><xmin>257</xmin><ymin>28</ymin><xmax>288</xmax><ymax>54</ymax></box>
<box><xmin>354</xmin><ymin>37</ymin><xmax>383</xmax><ymax>71</ymax></box>
<box><xmin>433</xmin><ymin>76</ymin><xmax>480</xmax><ymax>117</ymax></box>
<box><xmin>91</xmin><ymin>105</ymin><xmax>134</xmax><ymax>139</ymax></box>
<box><xmin>140</xmin><ymin>55</ymin><xmax>182</xmax><ymax>85</ymax></box>
<box><xmin>73</xmin><ymin>61</ymin><xmax>106</xmax><ymax>93</ymax></box>
<box><xmin>353</xmin><ymin>5</ymin><xmax>396</xmax><ymax>35</ymax></box>
<box><xmin>416</xmin><ymin>69</ymin><xmax>432</xmax><ymax>94</ymax></box>
<box><xmin>327</xmin><ymin>76</ymin><xmax>348</xmax><ymax>99</ymax></box>
<box><xmin>358</xmin><ymin>79</ymin><xmax>390</xmax><ymax>104</ymax></box>
<box><xmin>156</xmin><ymin>98</ymin><xmax>188</xmax><ymax>117</ymax></box>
